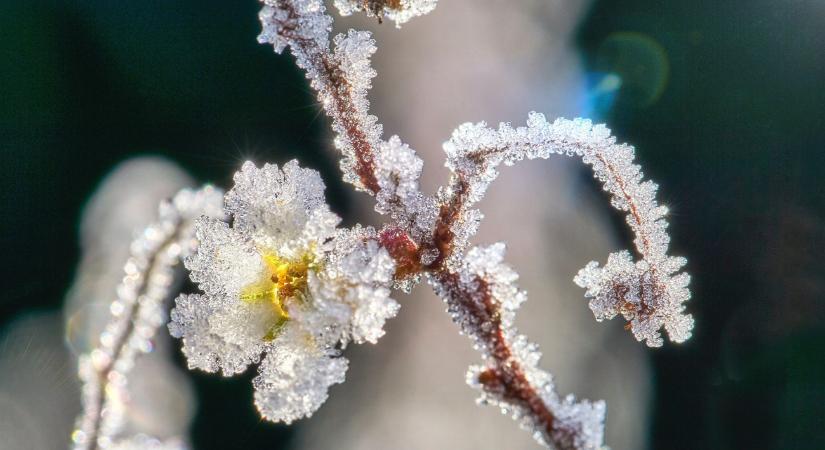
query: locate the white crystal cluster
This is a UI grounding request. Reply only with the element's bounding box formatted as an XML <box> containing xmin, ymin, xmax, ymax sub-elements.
<box><xmin>432</xmin><ymin>244</ymin><xmax>606</xmax><ymax>450</ymax></box>
<box><xmin>333</xmin><ymin>0</ymin><xmax>438</xmax><ymax>27</ymax></box>
<box><xmin>168</xmin><ymin>161</ymin><xmax>398</xmax><ymax>423</ymax></box>
<box><xmin>444</xmin><ymin>113</ymin><xmax>693</xmax><ymax>346</ymax></box>
<box><xmin>72</xmin><ymin>186</ymin><xmax>225</xmax><ymax>450</ymax></box>
<box><xmin>258</xmin><ymin>0</ymin><xmax>437</xmax><ymax>247</ymax></box>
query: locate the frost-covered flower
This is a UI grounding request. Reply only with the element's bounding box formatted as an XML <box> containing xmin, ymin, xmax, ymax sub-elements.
<box><xmin>575</xmin><ymin>251</ymin><xmax>693</xmax><ymax>347</ymax></box>
<box><xmin>169</xmin><ymin>161</ymin><xmax>398</xmax><ymax>423</ymax></box>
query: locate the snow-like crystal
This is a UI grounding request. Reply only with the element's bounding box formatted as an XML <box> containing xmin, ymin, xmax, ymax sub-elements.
<box><xmin>328</xmin><ymin>29</ymin><xmax>385</xmax><ymax>191</ymax></box>
<box><xmin>373</xmin><ymin>135</ymin><xmax>438</xmax><ymax>239</ymax></box>
<box><xmin>169</xmin><ymin>161</ymin><xmax>398</xmax><ymax>424</ymax></box>
<box><xmin>226</xmin><ymin>160</ymin><xmax>329</xmax><ymax>242</ymax></box>
<box><xmin>258</xmin><ymin>0</ymin><xmax>332</xmax><ymax>55</ymax></box>
<box><xmin>304</xmin><ymin>227</ymin><xmax>399</xmax><ymax>345</ymax></box>
<box><xmin>333</xmin><ymin>0</ymin><xmax>438</xmax><ymax>27</ymax></box>
<box><xmin>168</xmin><ymin>293</ymin><xmax>268</xmax><ymax>375</ymax></box>
<box><xmin>185</xmin><ymin>218</ymin><xmax>266</xmax><ymax>301</ymax></box>
<box><xmin>253</xmin><ymin>329</ymin><xmax>348</xmax><ymax>423</ymax></box>
<box><xmin>574</xmin><ymin>251</ymin><xmax>693</xmax><ymax>347</ymax></box>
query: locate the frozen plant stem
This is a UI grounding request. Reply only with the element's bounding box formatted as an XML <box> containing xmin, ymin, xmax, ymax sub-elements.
<box><xmin>76</xmin><ymin>230</ymin><xmax>180</xmax><ymax>450</ymax></box>
<box><xmin>260</xmin><ymin>0</ymin><xmax>382</xmax><ymax>194</ymax></box>
<box><xmin>72</xmin><ymin>188</ymin><xmax>224</xmax><ymax>450</ymax></box>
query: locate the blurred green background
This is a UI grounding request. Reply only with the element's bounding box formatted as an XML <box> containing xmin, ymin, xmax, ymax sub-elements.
<box><xmin>2</xmin><ymin>1</ymin><xmax>824</xmax><ymax>449</ymax></box>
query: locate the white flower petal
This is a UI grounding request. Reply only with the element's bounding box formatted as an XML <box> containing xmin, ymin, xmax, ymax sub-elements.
<box><xmin>310</xmin><ymin>230</ymin><xmax>399</xmax><ymax>345</ymax></box>
<box><xmin>252</xmin><ymin>331</ymin><xmax>348</xmax><ymax>424</ymax></box>
<box><xmin>210</xmin><ymin>298</ymin><xmax>279</xmax><ymax>349</ymax></box>
<box><xmin>225</xmin><ymin>160</ymin><xmax>328</xmax><ymax>246</ymax></box>
<box><xmin>278</xmin><ymin>207</ymin><xmax>341</xmax><ymax>260</ymax></box>
<box><xmin>185</xmin><ymin>217</ymin><xmax>264</xmax><ymax>299</ymax></box>
<box><xmin>169</xmin><ymin>294</ymin><xmax>265</xmax><ymax>375</ymax></box>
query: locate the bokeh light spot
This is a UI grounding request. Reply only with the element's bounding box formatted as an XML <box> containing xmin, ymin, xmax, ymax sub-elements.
<box><xmin>595</xmin><ymin>32</ymin><xmax>670</xmax><ymax>108</ymax></box>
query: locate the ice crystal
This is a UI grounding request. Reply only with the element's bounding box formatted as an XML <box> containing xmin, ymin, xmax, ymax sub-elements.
<box><xmin>257</xmin><ymin>0</ymin><xmax>332</xmax><ymax>55</ymax></box>
<box><xmin>373</xmin><ymin>135</ymin><xmax>437</xmax><ymax>240</ymax></box>
<box><xmin>168</xmin><ymin>161</ymin><xmax>398</xmax><ymax>423</ymax></box>
<box><xmin>333</xmin><ymin>0</ymin><xmax>438</xmax><ymax>27</ymax></box>
<box><xmin>574</xmin><ymin>252</ymin><xmax>692</xmax><ymax>347</ymax></box>
<box><xmin>432</xmin><ymin>244</ymin><xmax>606</xmax><ymax>450</ymax></box>
<box><xmin>73</xmin><ymin>186</ymin><xmax>224</xmax><ymax>450</ymax></box>
<box><xmin>443</xmin><ymin>113</ymin><xmax>693</xmax><ymax>346</ymax></box>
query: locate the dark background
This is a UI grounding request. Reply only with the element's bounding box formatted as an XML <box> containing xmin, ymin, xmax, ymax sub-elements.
<box><xmin>2</xmin><ymin>1</ymin><xmax>824</xmax><ymax>449</ymax></box>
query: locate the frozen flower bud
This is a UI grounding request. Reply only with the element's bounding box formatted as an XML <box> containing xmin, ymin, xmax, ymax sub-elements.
<box><xmin>575</xmin><ymin>251</ymin><xmax>693</xmax><ymax>347</ymax></box>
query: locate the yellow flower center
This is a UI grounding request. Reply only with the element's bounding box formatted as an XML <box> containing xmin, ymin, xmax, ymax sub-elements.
<box><xmin>240</xmin><ymin>250</ymin><xmax>317</xmax><ymax>340</ymax></box>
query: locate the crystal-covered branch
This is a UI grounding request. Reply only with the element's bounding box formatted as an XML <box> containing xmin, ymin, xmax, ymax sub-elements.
<box><xmin>430</xmin><ymin>244</ymin><xmax>605</xmax><ymax>450</ymax></box>
<box><xmin>61</xmin><ymin>1</ymin><xmax>693</xmax><ymax>449</ymax></box>
<box><xmin>258</xmin><ymin>0</ymin><xmax>436</xmax><ymax>244</ymax></box>
<box><xmin>442</xmin><ymin>113</ymin><xmax>693</xmax><ymax>346</ymax></box>
<box><xmin>72</xmin><ymin>187</ymin><xmax>224</xmax><ymax>450</ymax></box>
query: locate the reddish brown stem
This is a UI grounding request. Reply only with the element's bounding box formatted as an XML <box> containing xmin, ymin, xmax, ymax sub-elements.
<box><xmin>427</xmin><ymin>176</ymin><xmax>469</xmax><ymax>269</ymax></box>
<box><xmin>379</xmin><ymin>226</ymin><xmax>422</xmax><ymax>278</ymax></box>
<box><xmin>278</xmin><ymin>0</ymin><xmax>380</xmax><ymax>194</ymax></box>
<box><xmin>323</xmin><ymin>59</ymin><xmax>381</xmax><ymax>194</ymax></box>
<box><xmin>436</xmin><ymin>271</ymin><xmax>577</xmax><ymax>449</ymax></box>
<box><xmin>595</xmin><ymin>154</ymin><xmax>650</xmax><ymax>257</ymax></box>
